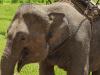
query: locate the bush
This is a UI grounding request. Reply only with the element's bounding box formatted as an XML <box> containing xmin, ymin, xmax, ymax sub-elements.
<box><xmin>11</xmin><ymin>0</ymin><xmax>18</xmax><ymax>3</ymax></box>
<box><xmin>19</xmin><ymin>0</ymin><xmax>31</xmax><ymax>3</ymax></box>
<box><xmin>0</xmin><ymin>0</ymin><xmax>3</xmax><ymax>3</ymax></box>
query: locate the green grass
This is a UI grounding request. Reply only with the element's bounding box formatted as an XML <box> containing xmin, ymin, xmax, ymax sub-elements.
<box><xmin>0</xmin><ymin>3</ymin><xmax>66</xmax><ymax>75</ymax></box>
<box><xmin>92</xmin><ymin>0</ymin><xmax>100</xmax><ymax>4</ymax></box>
<box><xmin>0</xmin><ymin>4</ymin><xmax>20</xmax><ymax>58</ymax></box>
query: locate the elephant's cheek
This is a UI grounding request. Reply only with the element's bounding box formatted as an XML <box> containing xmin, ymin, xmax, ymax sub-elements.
<box><xmin>29</xmin><ymin>37</ymin><xmax>49</xmax><ymax>61</ymax></box>
<box><xmin>32</xmin><ymin>42</ymin><xmax>49</xmax><ymax>61</ymax></box>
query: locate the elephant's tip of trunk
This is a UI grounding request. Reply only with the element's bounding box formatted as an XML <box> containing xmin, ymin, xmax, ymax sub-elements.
<box><xmin>17</xmin><ymin>65</ymin><xmax>21</xmax><ymax>72</ymax></box>
<box><xmin>17</xmin><ymin>61</ymin><xmax>23</xmax><ymax>73</ymax></box>
<box><xmin>17</xmin><ymin>66</ymin><xmax>21</xmax><ymax>73</ymax></box>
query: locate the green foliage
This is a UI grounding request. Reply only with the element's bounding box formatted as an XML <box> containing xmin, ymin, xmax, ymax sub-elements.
<box><xmin>0</xmin><ymin>0</ymin><xmax>54</xmax><ymax>3</ymax></box>
<box><xmin>0</xmin><ymin>0</ymin><xmax>3</xmax><ymax>3</ymax></box>
<box><xmin>11</xmin><ymin>0</ymin><xmax>18</xmax><ymax>3</ymax></box>
<box><xmin>93</xmin><ymin>0</ymin><xmax>100</xmax><ymax>4</ymax></box>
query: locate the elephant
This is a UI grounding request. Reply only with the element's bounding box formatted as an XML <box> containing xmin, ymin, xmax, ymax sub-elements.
<box><xmin>1</xmin><ymin>2</ymin><xmax>100</xmax><ymax>75</ymax></box>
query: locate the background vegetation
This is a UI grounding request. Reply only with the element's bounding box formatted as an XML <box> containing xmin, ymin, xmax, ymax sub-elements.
<box><xmin>0</xmin><ymin>0</ymin><xmax>99</xmax><ymax>75</ymax></box>
<box><xmin>0</xmin><ymin>0</ymin><xmax>54</xmax><ymax>4</ymax></box>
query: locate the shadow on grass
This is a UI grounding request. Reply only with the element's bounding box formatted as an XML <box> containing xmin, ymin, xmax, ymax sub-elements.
<box><xmin>0</xmin><ymin>32</ymin><xmax>6</xmax><ymax>36</ymax></box>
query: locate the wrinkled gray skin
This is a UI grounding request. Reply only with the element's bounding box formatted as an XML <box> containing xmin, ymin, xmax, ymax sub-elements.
<box><xmin>1</xmin><ymin>2</ymin><xmax>100</xmax><ymax>75</ymax></box>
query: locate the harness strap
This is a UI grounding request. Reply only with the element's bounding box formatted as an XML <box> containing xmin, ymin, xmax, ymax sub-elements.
<box><xmin>71</xmin><ymin>0</ymin><xmax>100</xmax><ymax>20</ymax></box>
<box><xmin>49</xmin><ymin>18</ymin><xmax>87</xmax><ymax>56</ymax></box>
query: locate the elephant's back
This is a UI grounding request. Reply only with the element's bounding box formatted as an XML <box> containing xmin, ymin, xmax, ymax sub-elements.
<box><xmin>45</xmin><ymin>2</ymin><xmax>85</xmax><ymax>19</ymax></box>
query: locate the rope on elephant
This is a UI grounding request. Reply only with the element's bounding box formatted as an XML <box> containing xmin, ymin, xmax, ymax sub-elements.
<box><xmin>49</xmin><ymin>18</ymin><xmax>87</xmax><ymax>55</ymax></box>
<box><xmin>69</xmin><ymin>0</ymin><xmax>100</xmax><ymax>21</ymax></box>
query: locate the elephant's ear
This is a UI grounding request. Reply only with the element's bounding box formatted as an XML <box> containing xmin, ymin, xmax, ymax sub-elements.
<box><xmin>22</xmin><ymin>8</ymin><xmax>50</xmax><ymax>33</ymax></box>
<box><xmin>47</xmin><ymin>12</ymin><xmax>69</xmax><ymax>49</ymax></box>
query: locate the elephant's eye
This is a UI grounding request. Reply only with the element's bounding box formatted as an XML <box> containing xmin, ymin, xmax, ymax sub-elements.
<box><xmin>21</xmin><ymin>37</ymin><xmax>26</xmax><ymax>41</ymax></box>
<box><xmin>7</xmin><ymin>33</ymin><xmax>13</xmax><ymax>40</ymax></box>
<box><xmin>16</xmin><ymin>32</ymin><xmax>27</xmax><ymax>41</ymax></box>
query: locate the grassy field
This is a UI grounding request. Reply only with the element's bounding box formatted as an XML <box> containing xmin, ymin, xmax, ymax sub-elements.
<box><xmin>0</xmin><ymin>3</ymin><xmax>66</xmax><ymax>75</ymax></box>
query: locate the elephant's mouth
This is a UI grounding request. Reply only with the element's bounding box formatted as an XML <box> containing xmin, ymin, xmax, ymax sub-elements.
<box><xmin>17</xmin><ymin>47</ymin><xmax>47</xmax><ymax>72</ymax></box>
<box><xmin>17</xmin><ymin>47</ymin><xmax>29</xmax><ymax>72</ymax></box>
<box><xmin>17</xmin><ymin>44</ymin><xmax>49</xmax><ymax>72</ymax></box>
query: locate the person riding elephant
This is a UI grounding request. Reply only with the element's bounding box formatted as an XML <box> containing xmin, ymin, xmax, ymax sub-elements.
<box><xmin>78</xmin><ymin>0</ymin><xmax>95</xmax><ymax>9</ymax></box>
<box><xmin>55</xmin><ymin>0</ymin><xmax>98</xmax><ymax>16</ymax></box>
<box><xmin>55</xmin><ymin>0</ymin><xmax>92</xmax><ymax>7</ymax></box>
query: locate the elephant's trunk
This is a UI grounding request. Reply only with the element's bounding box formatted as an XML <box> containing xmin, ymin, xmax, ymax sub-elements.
<box><xmin>1</xmin><ymin>55</ymin><xmax>16</xmax><ymax>75</ymax></box>
<box><xmin>1</xmin><ymin>39</ymin><xmax>21</xmax><ymax>75</ymax></box>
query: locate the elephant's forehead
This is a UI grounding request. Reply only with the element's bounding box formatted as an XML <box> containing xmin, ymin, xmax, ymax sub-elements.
<box><xmin>8</xmin><ymin>19</ymin><xmax>19</xmax><ymax>37</ymax></box>
<box><xmin>8</xmin><ymin>18</ymin><xmax>29</xmax><ymax>36</ymax></box>
<box><xmin>16</xmin><ymin>19</ymin><xmax>29</xmax><ymax>33</ymax></box>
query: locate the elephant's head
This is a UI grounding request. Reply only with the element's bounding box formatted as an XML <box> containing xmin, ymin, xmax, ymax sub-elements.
<box><xmin>1</xmin><ymin>4</ymin><xmax>69</xmax><ymax>74</ymax></box>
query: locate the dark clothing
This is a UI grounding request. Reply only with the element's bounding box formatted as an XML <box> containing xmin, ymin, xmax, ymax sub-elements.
<box><xmin>78</xmin><ymin>0</ymin><xmax>95</xmax><ymax>9</ymax></box>
<box><xmin>79</xmin><ymin>0</ymin><xmax>90</xmax><ymax>7</ymax></box>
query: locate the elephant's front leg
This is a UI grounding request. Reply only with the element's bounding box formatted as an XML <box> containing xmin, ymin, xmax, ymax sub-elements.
<box><xmin>39</xmin><ymin>60</ymin><xmax>55</xmax><ymax>75</ymax></box>
<box><xmin>92</xmin><ymin>69</ymin><xmax>100</xmax><ymax>75</ymax></box>
<box><xmin>68</xmin><ymin>39</ymin><xmax>90</xmax><ymax>75</ymax></box>
<box><xmin>1</xmin><ymin>40</ymin><xmax>21</xmax><ymax>75</ymax></box>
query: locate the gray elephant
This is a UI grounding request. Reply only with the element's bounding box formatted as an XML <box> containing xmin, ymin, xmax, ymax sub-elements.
<box><xmin>1</xmin><ymin>2</ymin><xmax>100</xmax><ymax>75</ymax></box>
